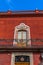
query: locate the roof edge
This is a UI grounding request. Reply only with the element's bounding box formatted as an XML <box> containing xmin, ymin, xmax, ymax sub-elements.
<box><xmin>0</xmin><ymin>10</ymin><xmax>43</xmax><ymax>17</ymax></box>
<box><xmin>0</xmin><ymin>10</ymin><xmax>43</xmax><ymax>14</ymax></box>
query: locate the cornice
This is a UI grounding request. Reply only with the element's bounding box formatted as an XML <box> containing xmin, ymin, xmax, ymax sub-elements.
<box><xmin>0</xmin><ymin>10</ymin><xmax>43</xmax><ymax>18</ymax></box>
<box><xmin>0</xmin><ymin>45</ymin><xmax>43</xmax><ymax>53</ymax></box>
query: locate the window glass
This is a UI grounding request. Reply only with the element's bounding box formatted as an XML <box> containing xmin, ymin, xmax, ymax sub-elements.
<box><xmin>23</xmin><ymin>31</ymin><xmax>26</xmax><ymax>39</ymax></box>
<box><xmin>18</xmin><ymin>31</ymin><xmax>22</xmax><ymax>39</ymax></box>
<box><xmin>17</xmin><ymin>30</ymin><xmax>27</xmax><ymax>43</ymax></box>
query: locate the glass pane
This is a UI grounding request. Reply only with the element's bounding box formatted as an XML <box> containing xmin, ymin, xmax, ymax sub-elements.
<box><xmin>23</xmin><ymin>31</ymin><xmax>26</xmax><ymax>39</ymax></box>
<box><xmin>18</xmin><ymin>32</ymin><xmax>22</xmax><ymax>39</ymax></box>
<box><xmin>17</xmin><ymin>31</ymin><xmax>27</xmax><ymax>43</ymax></box>
<box><xmin>15</xmin><ymin>55</ymin><xmax>30</xmax><ymax>62</ymax></box>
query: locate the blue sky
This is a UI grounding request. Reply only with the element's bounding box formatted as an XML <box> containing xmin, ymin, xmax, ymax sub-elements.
<box><xmin>0</xmin><ymin>0</ymin><xmax>43</xmax><ymax>12</ymax></box>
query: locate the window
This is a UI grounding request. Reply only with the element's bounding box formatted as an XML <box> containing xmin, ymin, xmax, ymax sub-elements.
<box><xmin>17</xmin><ymin>30</ymin><xmax>27</xmax><ymax>43</ymax></box>
<box><xmin>13</xmin><ymin>23</ymin><xmax>31</xmax><ymax>46</ymax></box>
<box><xmin>11</xmin><ymin>53</ymin><xmax>33</xmax><ymax>65</ymax></box>
<box><xmin>15</xmin><ymin>55</ymin><xmax>30</xmax><ymax>65</ymax></box>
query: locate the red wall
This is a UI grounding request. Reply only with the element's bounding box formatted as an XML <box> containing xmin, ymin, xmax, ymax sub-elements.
<box><xmin>0</xmin><ymin>17</ymin><xmax>43</xmax><ymax>65</ymax></box>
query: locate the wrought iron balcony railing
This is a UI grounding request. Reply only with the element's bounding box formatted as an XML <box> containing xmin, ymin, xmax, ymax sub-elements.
<box><xmin>0</xmin><ymin>39</ymin><xmax>43</xmax><ymax>52</ymax></box>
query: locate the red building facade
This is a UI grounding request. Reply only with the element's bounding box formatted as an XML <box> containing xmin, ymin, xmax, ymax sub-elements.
<box><xmin>0</xmin><ymin>10</ymin><xmax>43</xmax><ymax>65</ymax></box>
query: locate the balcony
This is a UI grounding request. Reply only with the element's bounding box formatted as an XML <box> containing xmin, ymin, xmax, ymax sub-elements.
<box><xmin>0</xmin><ymin>39</ymin><xmax>43</xmax><ymax>53</ymax></box>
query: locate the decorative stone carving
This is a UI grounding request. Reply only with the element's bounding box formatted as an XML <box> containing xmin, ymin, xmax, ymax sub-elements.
<box><xmin>16</xmin><ymin>23</ymin><xmax>29</xmax><ymax>30</ymax></box>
